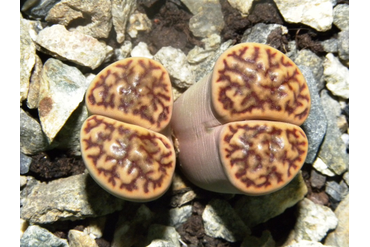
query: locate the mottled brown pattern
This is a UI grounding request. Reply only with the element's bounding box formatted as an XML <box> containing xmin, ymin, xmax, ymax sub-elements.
<box><xmin>85</xmin><ymin>58</ymin><xmax>173</xmax><ymax>132</ymax></box>
<box><xmin>212</xmin><ymin>43</ymin><xmax>311</xmax><ymax>126</ymax></box>
<box><xmin>81</xmin><ymin>115</ymin><xmax>175</xmax><ymax>202</ymax></box>
<box><xmin>220</xmin><ymin>121</ymin><xmax>308</xmax><ymax>195</ymax></box>
<box><xmin>38</xmin><ymin>96</ymin><xmax>53</xmax><ymax>117</ymax></box>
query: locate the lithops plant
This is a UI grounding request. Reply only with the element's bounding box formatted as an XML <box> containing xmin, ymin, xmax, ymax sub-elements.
<box><xmin>171</xmin><ymin>43</ymin><xmax>311</xmax><ymax>195</ymax></box>
<box><xmin>80</xmin><ymin>58</ymin><xmax>176</xmax><ymax>202</ymax></box>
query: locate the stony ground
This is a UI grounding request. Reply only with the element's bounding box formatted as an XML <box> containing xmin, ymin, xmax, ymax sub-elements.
<box><xmin>20</xmin><ymin>0</ymin><xmax>349</xmax><ymax>246</ymax></box>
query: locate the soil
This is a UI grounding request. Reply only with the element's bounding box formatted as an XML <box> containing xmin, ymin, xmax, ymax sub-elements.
<box><xmin>21</xmin><ymin>0</ymin><xmax>348</xmax><ymax>246</ymax></box>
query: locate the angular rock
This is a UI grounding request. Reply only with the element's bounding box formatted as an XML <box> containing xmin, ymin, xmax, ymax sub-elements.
<box><xmin>289</xmin><ymin>198</ymin><xmax>337</xmax><ymax>242</ymax></box>
<box><xmin>241</xmin><ymin>23</ymin><xmax>288</xmax><ymax>45</ymax></box>
<box><xmin>20</xmin><ymin>14</ymin><xmax>37</xmax><ymax>102</ymax></box>
<box><xmin>234</xmin><ymin>172</ymin><xmax>307</xmax><ymax>227</ymax></box>
<box><xmin>323</xmin><ymin>53</ymin><xmax>349</xmax><ymax>99</ymax></box>
<box><xmin>20</xmin><ymin>108</ymin><xmax>49</xmax><ymax>155</ymax></box>
<box><xmin>46</xmin><ymin>0</ymin><xmax>112</xmax><ymax>39</ymax></box>
<box><xmin>325</xmin><ymin>194</ymin><xmax>349</xmax><ymax>247</ymax></box>
<box><xmin>343</xmin><ymin>171</ymin><xmax>349</xmax><ymax>186</ymax></box>
<box><xmin>294</xmin><ymin>49</ymin><xmax>325</xmax><ymax>91</ymax></box>
<box><xmin>20</xmin><ymin>152</ymin><xmax>32</xmax><ymax>174</ymax></box>
<box><xmin>112</xmin><ymin>0</ymin><xmax>137</xmax><ymax>43</ymax></box>
<box><xmin>154</xmin><ymin>46</ymin><xmax>195</xmax><ymax>88</ymax></box>
<box><xmin>21</xmin><ymin>0</ymin><xmax>60</xmax><ymax>19</ymax></box>
<box><xmin>227</xmin><ymin>0</ymin><xmax>255</xmax><ymax>17</ymax></box>
<box><xmin>191</xmin><ymin>39</ymin><xmax>233</xmax><ymax>82</ymax></box>
<box><xmin>203</xmin><ymin>199</ymin><xmax>250</xmax><ymax>242</ymax></box>
<box><xmin>27</xmin><ymin>54</ymin><xmax>43</xmax><ymax>109</ymax></box>
<box><xmin>299</xmin><ymin>66</ymin><xmax>327</xmax><ymax>164</ymax></box>
<box><xmin>36</xmin><ymin>24</ymin><xmax>110</xmax><ymax>69</ymax></box>
<box><xmin>310</xmin><ymin>169</ymin><xmax>326</xmax><ymax>189</ymax></box>
<box><xmin>115</xmin><ymin>40</ymin><xmax>133</xmax><ymax>60</ymax></box>
<box><xmin>325</xmin><ymin>180</ymin><xmax>348</xmax><ymax>202</ymax></box>
<box><xmin>333</xmin><ymin>4</ymin><xmax>349</xmax><ymax>31</ymax></box>
<box><xmin>318</xmin><ymin>90</ymin><xmax>349</xmax><ymax>175</ymax></box>
<box><xmin>338</xmin><ymin>30</ymin><xmax>349</xmax><ymax>63</ymax></box>
<box><xmin>147</xmin><ymin>224</ymin><xmax>181</xmax><ymax>247</ymax></box>
<box><xmin>274</xmin><ymin>0</ymin><xmax>333</xmax><ymax>32</ymax></box>
<box><xmin>156</xmin><ymin>205</ymin><xmax>193</xmax><ymax>229</ymax></box>
<box><xmin>131</xmin><ymin>41</ymin><xmax>153</xmax><ymax>59</ymax></box>
<box><xmin>320</xmin><ymin>38</ymin><xmax>338</xmax><ymax>54</ymax></box>
<box><xmin>20</xmin><ymin>218</ymin><xmax>29</xmax><ymax>238</ymax></box>
<box><xmin>187</xmin><ymin>0</ymin><xmax>225</xmax><ymax>38</ymax></box>
<box><xmin>187</xmin><ymin>34</ymin><xmax>221</xmax><ymax>64</ymax></box>
<box><xmin>37</xmin><ymin>58</ymin><xmax>88</xmax><ymax>142</ymax></box>
<box><xmin>20</xmin><ymin>225</ymin><xmax>69</xmax><ymax>247</ymax></box>
<box><xmin>68</xmin><ymin>230</ymin><xmax>99</xmax><ymax>247</ymax></box>
<box><xmin>20</xmin><ymin>173</ymin><xmax>125</xmax><ymax>224</ymax></box>
<box><xmin>83</xmin><ymin>217</ymin><xmax>106</xmax><ymax>239</ymax></box>
<box><xmin>127</xmin><ymin>10</ymin><xmax>152</xmax><ymax>38</ymax></box>
<box><xmin>312</xmin><ymin>157</ymin><xmax>336</xmax><ymax>177</ymax></box>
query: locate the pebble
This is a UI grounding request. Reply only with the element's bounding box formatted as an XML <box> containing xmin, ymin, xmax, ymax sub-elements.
<box><xmin>168</xmin><ymin>205</ymin><xmax>193</xmax><ymax>228</ymax></box>
<box><xmin>130</xmin><ymin>41</ymin><xmax>153</xmax><ymax>59</ymax></box>
<box><xmin>21</xmin><ymin>0</ymin><xmax>60</xmax><ymax>19</ymax></box>
<box><xmin>20</xmin><ymin>218</ymin><xmax>29</xmax><ymax>238</ymax></box>
<box><xmin>115</xmin><ymin>41</ymin><xmax>133</xmax><ymax>60</ymax></box>
<box><xmin>294</xmin><ymin>49</ymin><xmax>325</xmax><ymax>91</ymax></box>
<box><xmin>37</xmin><ymin>58</ymin><xmax>89</xmax><ymax>142</ymax></box>
<box><xmin>202</xmin><ymin>199</ymin><xmax>250</xmax><ymax>242</ymax></box>
<box><xmin>342</xmin><ymin>171</ymin><xmax>349</xmax><ymax>186</ymax></box>
<box><xmin>273</xmin><ymin>0</ymin><xmax>333</xmax><ymax>32</ymax></box>
<box><xmin>68</xmin><ymin>230</ymin><xmax>99</xmax><ymax>247</ymax></box>
<box><xmin>36</xmin><ymin>24</ymin><xmax>111</xmax><ymax>69</ymax></box>
<box><xmin>234</xmin><ymin>172</ymin><xmax>307</xmax><ymax>227</ymax></box>
<box><xmin>187</xmin><ymin>34</ymin><xmax>221</xmax><ymax>64</ymax></box>
<box><xmin>20</xmin><ymin>173</ymin><xmax>126</xmax><ymax>224</ymax></box>
<box><xmin>112</xmin><ymin>0</ymin><xmax>137</xmax><ymax>43</ymax></box>
<box><xmin>227</xmin><ymin>0</ymin><xmax>255</xmax><ymax>17</ymax></box>
<box><xmin>299</xmin><ymin>65</ymin><xmax>328</xmax><ymax>164</ymax></box>
<box><xmin>154</xmin><ymin>46</ymin><xmax>195</xmax><ymax>88</ymax></box>
<box><xmin>27</xmin><ymin>55</ymin><xmax>43</xmax><ymax>109</ymax></box>
<box><xmin>286</xmin><ymin>240</ymin><xmax>334</xmax><ymax>247</ymax></box>
<box><xmin>317</xmin><ymin>90</ymin><xmax>349</xmax><ymax>175</ymax></box>
<box><xmin>324</xmin><ymin>194</ymin><xmax>349</xmax><ymax>246</ymax></box>
<box><xmin>323</xmin><ymin>53</ymin><xmax>349</xmax><ymax>99</ymax></box>
<box><xmin>337</xmin><ymin>30</ymin><xmax>349</xmax><ymax>64</ymax></box>
<box><xmin>147</xmin><ymin>224</ymin><xmax>181</xmax><ymax>247</ymax></box>
<box><xmin>20</xmin><ymin>152</ymin><xmax>32</xmax><ymax>174</ymax></box>
<box><xmin>333</xmin><ymin>4</ymin><xmax>349</xmax><ymax>31</ymax></box>
<box><xmin>46</xmin><ymin>0</ymin><xmax>112</xmax><ymax>39</ymax></box>
<box><xmin>20</xmin><ymin>225</ymin><xmax>69</xmax><ymax>247</ymax></box>
<box><xmin>20</xmin><ymin>108</ymin><xmax>49</xmax><ymax>155</ymax></box>
<box><xmin>312</xmin><ymin>157</ymin><xmax>336</xmax><ymax>177</ymax></box>
<box><xmin>20</xmin><ymin>14</ymin><xmax>37</xmax><ymax>103</ymax></box>
<box><xmin>186</xmin><ymin>0</ymin><xmax>225</xmax><ymax>38</ymax></box>
<box><xmin>320</xmin><ymin>38</ymin><xmax>338</xmax><ymax>54</ymax></box>
<box><xmin>240</xmin><ymin>23</ymin><xmax>288</xmax><ymax>44</ymax></box>
<box><xmin>83</xmin><ymin>217</ymin><xmax>106</xmax><ymax>239</ymax></box>
<box><xmin>325</xmin><ymin>180</ymin><xmax>349</xmax><ymax>202</ymax></box>
<box><xmin>288</xmin><ymin>198</ymin><xmax>338</xmax><ymax>242</ymax></box>
<box><xmin>127</xmin><ymin>10</ymin><xmax>152</xmax><ymax>38</ymax></box>
<box><xmin>310</xmin><ymin>169</ymin><xmax>326</xmax><ymax>189</ymax></box>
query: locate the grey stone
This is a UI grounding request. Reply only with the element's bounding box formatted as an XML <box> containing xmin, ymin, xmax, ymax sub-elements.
<box><xmin>286</xmin><ymin>41</ymin><xmax>298</xmax><ymax>61</ymax></box>
<box><xmin>187</xmin><ymin>34</ymin><xmax>221</xmax><ymax>64</ymax></box>
<box><xmin>46</xmin><ymin>0</ymin><xmax>112</xmax><ymax>39</ymax></box>
<box><xmin>20</xmin><ymin>14</ymin><xmax>37</xmax><ymax>103</ymax></box>
<box><xmin>36</xmin><ymin>24</ymin><xmax>110</xmax><ymax>69</ymax></box>
<box><xmin>274</xmin><ymin>0</ymin><xmax>333</xmax><ymax>32</ymax></box>
<box><xmin>154</xmin><ymin>46</ymin><xmax>195</xmax><ymax>88</ymax></box>
<box><xmin>234</xmin><ymin>172</ymin><xmax>307</xmax><ymax>227</ymax></box>
<box><xmin>168</xmin><ymin>205</ymin><xmax>193</xmax><ymax>228</ymax></box>
<box><xmin>115</xmin><ymin>41</ymin><xmax>133</xmax><ymax>60</ymax></box>
<box><xmin>286</xmin><ymin>240</ymin><xmax>334</xmax><ymax>247</ymax></box>
<box><xmin>20</xmin><ymin>225</ymin><xmax>69</xmax><ymax>247</ymax></box>
<box><xmin>310</xmin><ymin>170</ymin><xmax>326</xmax><ymax>189</ymax></box>
<box><xmin>289</xmin><ymin>198</ymin><xmax>338</xmax><ymax>242</ymax></box>
<box><xmin>318</xmin><ymin>90</ymin><xmax>349</xmax><ymax>176</ymax></box>
<box><xmin>241</xmin><ymin>23</ymin><xmax>288</xmax><ymax>45</ymax></box>
<box><xmin>20</xmin><ymin>173</ymin><xmax>126</xmax><ymax>224</ymax></box>
<box><xmin>324</xmin><ymin>53</ymin><xmax>349</xmax><ymax>99</ymax></box>
<box><xmin>312</xmin><ymin>157</ymin><xmax>335</xmax><ymax>177</ymax></box>
<box><xmin>20</xmin><ymin>152</ymin><xmax>32</xmax><ymax>174</ymax></box>
<box><xmin>21</xmin><ymin>0</ymin><xmax>60</xmax><ymax>19</ymax></box>
<box><xmin>343</xmin><ymin>171</ymin><xmax>349</xmax><ymax>186</ymax></box>
<box><xmin>320</xmin><ymin>38</ymin><xmax>338</xmax><ymax>53</ymax></box>
<box><xmin>130</xmin><ymin>41</ymin><xmax>153</xmax><ymax>59</ymax></box>
<box><xmin>112</xmin><ymin>0</ymin><xmax>137</xmax><ymax>43</ymax></box>
<box><xmin>325</xmin><ymin>194</ymin><xmax>349</xmax><ymax>247</ymax></box>
<box><xmin>338</xmin><ymin>31</ymin><xmax>349</xmax><ymax>63</ymax></box>
<box><xmin>333</xmin><ymin>4</ymin><xmax>349</xmax><ymax>31</ymax></box>
<box><xmin>20</xmin><ymin>108</ymin><xmax>49</xmax><ymax>155</ymax></box>
<box><xmin>299</xmin><ymin>66</ymin><xmax>327</xmax><ymax>164</ymax></box>
<box><xmin>227</xmin><ymin>0</ymin><xmax>255</xmax><ymax>16</ymax></box>
<box><xmin>325</xmin><ymin>180</ymin><xmax>348</xmax><ymax>202</ymax></box>
<box><xmin>294</xmin><ymin>49</ymin><xmax>325</xmax><ymax>91</ymax></box>
<box><xmin>203</xmin><ymin>199</ymin><xmax>250</xmax><ymax>242</ymax></box>
<box><xmin>147</xmin><ymin>224</ymin><xmax>181</xmax><ymax>247</ymax></box>
<box><xmin>191</xmin><ymin>39</ymin><xmax>233</xmax><ymax>82</ymax></box>
<box><xmin>187</xmin><ymin>0</ymin><xmax>225</xmax><ymax>38</ymax></box>
<box><xmin>37</xmin><ymin>58</ymin><xmax>88</xmax><ymax>143</ymax></box>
